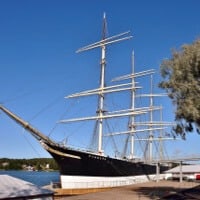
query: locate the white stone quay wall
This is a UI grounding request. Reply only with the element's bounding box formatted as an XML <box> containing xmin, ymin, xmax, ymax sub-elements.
<box><xmin>61</xmin><ymin>174</ymin><xmax>166</xmax><ymax>189</ymax></box>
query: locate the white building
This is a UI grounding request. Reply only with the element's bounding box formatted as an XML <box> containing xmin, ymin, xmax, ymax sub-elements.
<box><xmin>165</xmin><ymin>164</ymin><xmax>200</xmax><ymax>180</ymax></box>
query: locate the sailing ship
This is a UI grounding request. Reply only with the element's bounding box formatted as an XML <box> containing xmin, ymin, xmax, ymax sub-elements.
<box><xmin>0</xmin><ymin>14</ymin><xmax>173</xmax><ymax>189</ymax></box>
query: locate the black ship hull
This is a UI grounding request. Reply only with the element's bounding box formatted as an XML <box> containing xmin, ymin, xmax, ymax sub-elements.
<box><xmin>43</xmin><ymin>142</ymin><xmax>168</xmax><ymax>177</ymax></box>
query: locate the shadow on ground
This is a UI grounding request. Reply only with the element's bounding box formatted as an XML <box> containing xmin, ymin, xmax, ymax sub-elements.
<box><xmin>132</xmin><ymin>184</ymin><xmax>200</xmax><ymax>199</ymax></box>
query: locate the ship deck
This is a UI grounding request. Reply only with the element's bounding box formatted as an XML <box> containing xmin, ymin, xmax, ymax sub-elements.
<box><xmin>52</xmin><ymin>180</ymin><xmax>200</xmax><ymax>200</ymax></box>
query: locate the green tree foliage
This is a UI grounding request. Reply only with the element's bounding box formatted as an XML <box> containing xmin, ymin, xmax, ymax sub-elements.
<box><xmin>0</xmin><ymin>158</ymin><xmax>59</xmax><ymax>171</ymax></box>
<box><xmin>159</xmin><ymin>39</ymin><xmax>200</xmax><ymax>138</ymax></box>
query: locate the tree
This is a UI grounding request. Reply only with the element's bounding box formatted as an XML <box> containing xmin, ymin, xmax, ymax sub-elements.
<box><xmin>159</xmin><ymin>39</ymin><xmax>200</xmax><ymax>138</ymax></box>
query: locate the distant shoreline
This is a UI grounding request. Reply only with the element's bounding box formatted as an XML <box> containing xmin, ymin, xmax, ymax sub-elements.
<box><xmin>0</xmin><ymin>158</ymin><xmax>58</xmax><ymax>171</ymax></box>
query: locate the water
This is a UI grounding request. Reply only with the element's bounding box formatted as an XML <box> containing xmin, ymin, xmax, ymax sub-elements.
<box><xmin>0</xmin><ymin>170</ymin><xmax>60</xmax><ymax>186</ymax></box>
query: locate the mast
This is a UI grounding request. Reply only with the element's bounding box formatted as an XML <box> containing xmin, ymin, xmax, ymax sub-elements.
<box><xmin>159</xmin><ymin>108</ymin><xmax>164</xmax><ymax>160</ymax></box>
<box><xmin>149</xmin><ymin>75</ymin><xmax>154</xmax><ymax>162</ymax></box>
<box><xmin>97</xmin><ymin>13</ymin><xmax>106</xmax><ymax>154</ymax></box>
<box><xmin>136</xmin><ymin>75</ymin><xmax>174</xmax><ymax>162</ymax></box>
<box><xmin>129</xmin><ymin>51</ymin><xmax>136</xmax><ymax>159</ymax></box>
<box><xmin>111</xmin><ymin>65</ymin><xmax>156</xmax><ymax>160</ymax></box>
<box><xmin>74</xmin><ymin>13</ymin><xmax>132</xmax><ymax>155</ymax></box>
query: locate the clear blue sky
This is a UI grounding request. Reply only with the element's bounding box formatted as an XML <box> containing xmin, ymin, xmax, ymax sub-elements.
<box><xmin>0</xmin><ymin>0</ymin><xmax>200</xmax><ymax>159</ymax></box>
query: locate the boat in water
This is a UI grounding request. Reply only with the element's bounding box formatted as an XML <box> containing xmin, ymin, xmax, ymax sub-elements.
<box><xmin>0</xmin><ymin>14</ymin><xmax>174</xmax><ymax>189</ymax></box>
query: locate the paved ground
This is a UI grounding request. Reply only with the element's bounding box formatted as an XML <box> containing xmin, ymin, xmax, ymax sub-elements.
<box><xmin>54</xmin><ymin>180</ymin><xmax>200</xmax><ymax>200</ymax></box>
